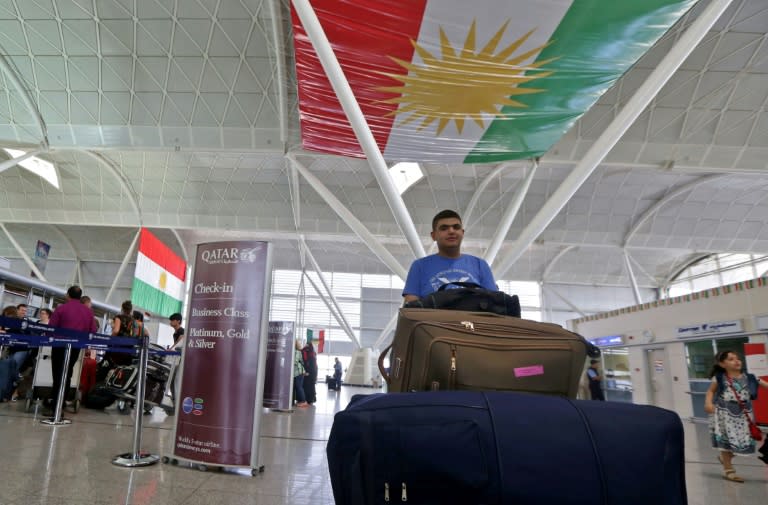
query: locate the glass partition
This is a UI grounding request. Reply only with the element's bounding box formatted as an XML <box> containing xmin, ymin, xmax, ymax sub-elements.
<box><xmin>602</xmin><ymin>347</ymin><xmax>632</xmax><ymax>403</ymax></box>
<box><xmin>685</xmin><ymin>337</ymin><xmax>748</xmax><ymax>419</ymax></box>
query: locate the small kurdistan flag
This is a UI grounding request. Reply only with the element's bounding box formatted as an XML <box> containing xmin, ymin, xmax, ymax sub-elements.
<box><xmin>307</xmin><ymin>328</ymin><xmax>326</xmax><ymax>353</ymax></box>
<box><xmin>291</xmin><ymin>0</ymin><xmax>698</xmax><ymax>163</ymax></box>
<box><xmin>131</xmin><ymin>228</ymin><xmax>186</xmax><ymax>317</ymax></box>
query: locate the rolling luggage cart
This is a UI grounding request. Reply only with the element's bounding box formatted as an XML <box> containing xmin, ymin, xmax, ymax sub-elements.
<box><xmin>105</xmin><ymin>344</ymin><xmax>175</xmax><ymax>415</ymax></box>
<box><xmin>25</xmin><ymin>346</ymin><xmax>83</xmax><ymax>413</ymax></box>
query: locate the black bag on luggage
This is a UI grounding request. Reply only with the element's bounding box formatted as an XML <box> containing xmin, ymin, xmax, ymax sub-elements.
<box><xmin>82</xmin><ymin>383</ymin><xmax>116</xmax><ymax>409</ymax></box>
<box><xmin>404</xmin><ymin>282</ymin><xmax>521</xmax><ymax>317</ymax></box>
<box><xmin>327</xmin><ymin>391</ymin><xmax>686</xmax><ymax>505</ymax></box>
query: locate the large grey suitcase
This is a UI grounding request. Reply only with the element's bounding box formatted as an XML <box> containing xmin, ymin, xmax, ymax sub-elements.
<box><xmin>379</xmin><ymin>308</ymin><xmax>597</xmax><ymax>397</ymax></box>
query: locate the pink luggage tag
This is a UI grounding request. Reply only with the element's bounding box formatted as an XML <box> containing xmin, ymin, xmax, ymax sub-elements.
<box><xmin>513</xmin><ymin>365</ymin><xmax>544</xmax><ymax>378</ymax></box>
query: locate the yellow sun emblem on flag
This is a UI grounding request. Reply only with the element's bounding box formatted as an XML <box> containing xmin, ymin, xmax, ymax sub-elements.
<box><xmin>159</xmin><ymin>271</ymin><xmax>167</xmax><ymax>291</ymax></box>
<box><xmin>380</xmin><ymin>20</ymin><xmax>556</xmax><ymax>136</ymax></box>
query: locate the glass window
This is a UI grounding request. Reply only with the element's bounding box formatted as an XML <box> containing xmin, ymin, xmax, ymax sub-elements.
<box><xmin>720</xmin><ymin>266</ymin><xmax>753</xmax><ymax>286</ymax></box>
<box><xmin>715</xmin><ymin>337</ymin><xmax>749</xmax><ymax>368</ymax></box>
<box><xmin>668</xmin><ymin>253</ymin><xmax>768</xmax><ymax>298</ymax></box>
<box><xmin>685</xmin><ymin>340</ymin><xmax>715</xmax><ymax>379</ymax></box>
<box><xmin>601</xmin><ymin>348</ymin><xmax>632</xmax><ymax>403</ymax></box>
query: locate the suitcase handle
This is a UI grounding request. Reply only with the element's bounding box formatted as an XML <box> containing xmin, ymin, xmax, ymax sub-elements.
<box><xmin>377</xmin><ymin>344</ymin><xmax>392</xmax><ymax>385</ymax></box>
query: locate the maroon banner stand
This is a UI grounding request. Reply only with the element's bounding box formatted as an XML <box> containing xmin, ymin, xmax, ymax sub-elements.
<box><xmin>167</xmin><ymin>241</ymin><xmax>272</xmax><ymax>475</ymax></box>
<box><xmin>263</xmin><ymin>321</ymin><xmax>296</xmax><ymax>411</ymax></box>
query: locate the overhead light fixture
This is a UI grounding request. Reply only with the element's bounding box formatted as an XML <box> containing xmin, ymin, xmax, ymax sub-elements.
<box><xmin>388</xmin><ymin>162</ymin><xmax>423</xmax><ymax>195</ymax></box>
<box><xmin>2</xmin><ymin>148</ymin><xmax>60</xmax><ymax>189</ymax></box>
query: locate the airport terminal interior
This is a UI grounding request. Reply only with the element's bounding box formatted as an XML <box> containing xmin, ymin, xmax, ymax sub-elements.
<box><xmin>2</xmin><ymin>0</ymin><xmax>768</xmax><ymax>503</ymax></box>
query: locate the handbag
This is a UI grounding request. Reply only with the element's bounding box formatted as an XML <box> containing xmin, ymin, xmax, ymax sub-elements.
<box><xmin>727</xmin><ymin>376</ymin><xmax>764</xmax><ymax>441</ymax></box>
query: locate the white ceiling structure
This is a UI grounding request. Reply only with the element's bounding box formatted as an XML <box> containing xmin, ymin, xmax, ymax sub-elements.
<box><xmin>1</xmin><ymin>0</ymin><xmax>768</xmax><ymax>297</ymax></box>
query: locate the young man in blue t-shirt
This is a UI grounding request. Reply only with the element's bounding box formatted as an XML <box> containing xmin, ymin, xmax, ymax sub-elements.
<box><xmin>403</xmin><ymin>210</ymin><xmax>497</xmax><ymax>303</ymax></box>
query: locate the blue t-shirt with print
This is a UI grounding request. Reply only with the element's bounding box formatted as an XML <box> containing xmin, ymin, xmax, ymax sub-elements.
<box><xmin>403</xmin><ymin>254</ymin><xmax>497</xmax><ymax>298</ymax></box>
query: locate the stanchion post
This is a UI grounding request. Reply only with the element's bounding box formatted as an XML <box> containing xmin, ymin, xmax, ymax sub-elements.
<box><xmin>41</xmin><ymin>344</ymin><xmax>73</xmax><ymax>426</ymax></box>
<box><xmin>112</xmin><ymin>335</ymin><xmax>160</xmax><ymax>467</ymax></box>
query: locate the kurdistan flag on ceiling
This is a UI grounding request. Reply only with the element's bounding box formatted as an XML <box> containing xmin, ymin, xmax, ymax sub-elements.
<box><xmin>131</xmin><ymin>228</ymin><xmax>186</xmax><ymax>317</ymax></box>
<box><xmin>291</xmin><ymin>0</ymin><xmax>699</xmax><ymax>163</ymax></box>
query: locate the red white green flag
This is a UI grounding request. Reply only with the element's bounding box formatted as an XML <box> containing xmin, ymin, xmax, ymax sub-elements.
<box><xmin>291</xmin><ymin>0</ymin><xmax>698</xmax><ymax>163</ymax></box>
<box><xmin>131</xmin><ymin>229</ymin><xmax>186</xmax><ymax>317</ymax></box>
<box><xmin>307</xmin><ymin>328</ymin><xmax>325</xmax><ymax>353</ymax></box>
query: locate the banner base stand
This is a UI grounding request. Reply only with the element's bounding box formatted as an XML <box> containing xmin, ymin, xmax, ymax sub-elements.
<box><xmin>162</xmin><ymin>455</ymin><xmax>265</xmax><ymax>476</ymax></box>
<box><xmin>41</xmin><ymin>418</ymin><xmax>72</xmax><ymax>426</ymax></box>
<box><xmin>112</xmin><ymin>452</ymin><xmax>160</xmax><ymax>467</ymax></box>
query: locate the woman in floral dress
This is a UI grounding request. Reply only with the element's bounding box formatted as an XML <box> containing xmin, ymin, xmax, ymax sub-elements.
<box><xmin>704</xmin><ymin>350</ymin><xmax>768</xmax><ymax>482</ymax></box>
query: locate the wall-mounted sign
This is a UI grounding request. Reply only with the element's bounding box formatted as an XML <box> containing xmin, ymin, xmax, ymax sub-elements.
<box><xmin>589</xmin><ymin>335</ymin><xmax>624</xmax><ymax>347</ymax></box>
<box><xmin>676</xmin><ymin>319</ymin><xmax>743</xmax><ymax>339</ymax></box>
<box><xmin>744</xmin><ymin>343</ymin><xmax>768</xmax><ymax>376</ymax></box>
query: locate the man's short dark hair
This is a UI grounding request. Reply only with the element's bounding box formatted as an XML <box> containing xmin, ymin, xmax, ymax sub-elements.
<box><xmin>590</xmin><ymin>359</ymin><xmax>600</xmax><ymax>365</ymax></box>
<box><xmin>432</xmin><ymin>209</ymin><xmax>462</xmax><ymax>231</ymax></box>
<box><xmin>16</xmin><ymin>303</ymin><xmax>27</xmax><ymax>309</ymax></box>
<box><xmin>67</xmin><ymin>285</ymin><xmax>83</xmax><ymax>299</ymax></box>
<box><xmin>169</xmin><ymin>313</ymin><xmax>182</xmax><ymax>322</ymax></box>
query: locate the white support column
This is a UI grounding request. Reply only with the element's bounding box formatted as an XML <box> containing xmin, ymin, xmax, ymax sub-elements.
<box><xmin>288</xmin><ymin>154</ymin><xmax>409</xmax><ymax>280</ymax></box>
<box><xmin>493</xmin><ymin>0</ymin><xmax>735</xmax><ymax>279</ymax></box>
<box><xmin>288</xmin><ymin>158</ymin><xmax>302</xmax><ymax>230</ymax></box>
<box><xmin>543</xmin><ymin>284</ymin><xmax>586</xmax><ymax>318</ymax></box>
<box><xmin>300</xmin><ymin>237</ymin><xmax>361</xmax><ymax>348</ymax></box>
<box><xmin>485</xmin><ymin>160</ymin><xmax>538</xmax><ymax>266</ymax></box>
<box><xmin>105</xmin><ymin>229</ymin><xmax>140</xmax><ymax>304</ymax></box>
<box><xmin>268</xmin><ymin>0</ymin><xmax>289</xmax><ymax>146</ymax></box>
<box><xmin>0</xmin><ymin>53</ymin><xmax>48</xmax><ymax>146</ymax></box>
<box><xmin>291</xmin><ymin>0</ymin><xmax>425</xmax><ymax>260</ymax></box>
<box><xmin>303</xmin><ymin>271</ymin><xmax>361</xmax><ymax>350</ymax></box>
<box><xmin>76</xmin><ymin>260</ymin><xmax>83</xmax><ymax>287</ymax></box>
<box><xmin>463</xmin><ymin>162</ymin><xmax>515</xmax><ymax>227</ymax></box>
<box><xmin>170</xmin><ymin>228</ymin><xmax>189</xmax><ymax>263</ymax></box>
<box><xmin>0</xmin><ymin>149</ymin><xmax>43</xmax><ymax>174</ymax></box>
<box><xmin>0</xmin><ymin>222</ymin><xmax>47</xmax><ymax>282</ymax></box>
<box><xmin>623</xmin><ymin>249</ymin><xmax>643</xmax><ymax>305</ymax></box>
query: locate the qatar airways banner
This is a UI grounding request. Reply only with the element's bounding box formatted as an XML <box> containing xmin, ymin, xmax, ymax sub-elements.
<box><xmin>263</xmin><ymin>321</ymin><xmax>295</xmax><ymax>411</ymax></box>
<box><xmin>172</xmin><ymin>241</ymin><xmax>273</xmax><ymax>468</ymax></box>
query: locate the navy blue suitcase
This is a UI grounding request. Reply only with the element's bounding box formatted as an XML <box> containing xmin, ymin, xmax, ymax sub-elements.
<box><xmin>327</xmin><ymin>392</ymin><xmax>686</xmax><ymax>505</ymax></box>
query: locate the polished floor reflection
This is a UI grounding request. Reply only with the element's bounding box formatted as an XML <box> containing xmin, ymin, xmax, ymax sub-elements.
<box><xmin>0</xmin><ymin>386</ymin><xmax>767</xmax><ymax>505</ymax></box>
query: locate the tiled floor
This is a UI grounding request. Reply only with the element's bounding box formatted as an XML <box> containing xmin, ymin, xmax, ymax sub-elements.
<box><xmin>1</xmin><ymin>387</ymin><xmax>767</xmax><ymax>505</ymax></box>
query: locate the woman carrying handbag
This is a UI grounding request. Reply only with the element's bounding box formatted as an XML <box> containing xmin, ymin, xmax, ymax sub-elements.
<box><xmin>704</xmin><ymin>350</ymin><xmax>768</xmax><ymax>482</ymax></box>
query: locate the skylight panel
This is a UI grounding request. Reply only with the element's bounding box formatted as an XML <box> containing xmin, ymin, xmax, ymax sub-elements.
<box><xmin>3</xmin><ymin>149</ymin><xmax>60</xmax><ymax>190</ymax></box>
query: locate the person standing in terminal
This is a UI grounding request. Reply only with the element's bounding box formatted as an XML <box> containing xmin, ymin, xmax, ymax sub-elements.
<box><xmin>333</xmin><ymin>357</ymin><xmax>343</xmax><ymax>391</ymax></box>
<box><xmin>705</xmin><ymin>350</ymin><xmax>768</xmax><ymax>482</ymax></box>
<box><xmin>45</xmin><ymin>286</ymin><xmax>97</xmax><ymax>416</ymax></box>
<box><xmin>293</xmin><ymin>340</ymin><xmax>308</xmax><ymax>408</ymax></box>
<box><xmin>586</xmin><ymin>359</ymin><xmax>605</xmax><ymax>401</ymax></box>
<box><xmin>167</xmin><ymin>313</ymin><xmax>185</xmax><ymax>405</ymax></box>
<box><xmin>38</xmin><ymin>308</ymin><xmax>51</xmax><ymax>325</ymax></box>
<box><xmin>402</xmin><ymin>210</ymin><xmax>496</xmax><ymax>303</ymax></box>
<box><xmin>302</xmin><ymin>340</ymin><xmax>318</xmax><ymax>405</ymax></box>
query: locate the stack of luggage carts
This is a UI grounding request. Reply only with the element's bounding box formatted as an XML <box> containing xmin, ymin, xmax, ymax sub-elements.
<box><xmin>85</xmin><ymin>343</ymin><xmax>173</xmax><ymax>415</ymax></box>
<box><xmin>327</xmin><ymin>284</ymin><xmax>688</xmax><ymax>505</ymax></box>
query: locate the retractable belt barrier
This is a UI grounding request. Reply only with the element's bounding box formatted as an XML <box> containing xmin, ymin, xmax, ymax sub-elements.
<box><xmin>0</xmin><ymin>316</ymin><xmax>180</xmax><ymax>357</ymax></box>
<box><xmin>1</xmin><ymin>315</ymin><xmax>179</xmax><ymax>468</ymax></box>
